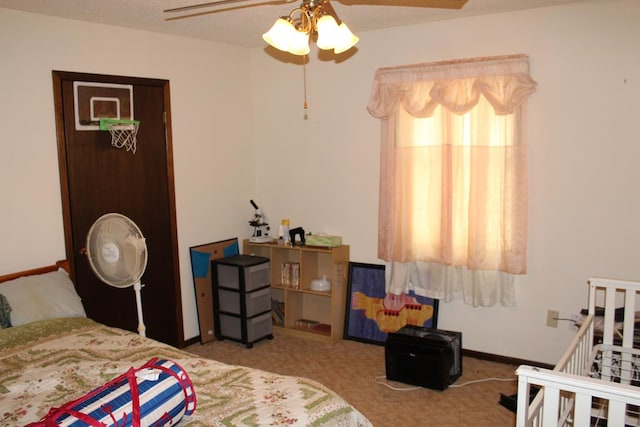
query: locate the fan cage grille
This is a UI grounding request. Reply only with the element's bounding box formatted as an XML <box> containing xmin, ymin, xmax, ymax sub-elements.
<box><xmin>86</xmin><ymin>213</ymin><xmax>148</xmax><ymax>288</ymax></box>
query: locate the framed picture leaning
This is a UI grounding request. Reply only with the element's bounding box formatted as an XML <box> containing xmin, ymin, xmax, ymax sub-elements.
<box><xmin>344</xmin><ymin>262</ymin><xmax>438</xmax><ymax>345</ymax></box>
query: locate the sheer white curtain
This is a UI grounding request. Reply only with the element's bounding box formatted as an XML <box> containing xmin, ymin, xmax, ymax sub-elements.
<box><xmin>367</xmin><ymin>54</ymin><xmax>537</xmax><ymax>306</ymax></box>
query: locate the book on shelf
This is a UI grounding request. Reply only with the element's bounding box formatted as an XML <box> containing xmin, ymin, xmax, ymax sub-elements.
<box><xmin>271</xmin><ymin>299</ymin><xmax>285</xmax><ymax>326</ymax></box>
<box><xmin>280</xmin><ymin>262</ymin><xmax>290</xmax><ymax>286</ymax></box>
<box><xmin>312</xmin><ymin>323</ymin><xmax>331</xmax><ymax>334</ymax></box>
<box><xmin>280</xmin><ymin>262</ymin><xmax>300</xmax><ymax>289</ymax></box>
<box><xmin>294</xmin><ymin>318</ymin><xmax>319</xmax><ymax>329</ymax></box>
<box><xmin>290</xmin><ymin>263</ymin><xmax>300</xmax><ymax>288</ymax></box>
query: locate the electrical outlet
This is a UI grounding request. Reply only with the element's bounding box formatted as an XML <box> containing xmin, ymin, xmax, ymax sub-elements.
<box><xmin>546</xmin><ymin>309</ymin><xmax>559</xmax><ymax>328</ymax></box>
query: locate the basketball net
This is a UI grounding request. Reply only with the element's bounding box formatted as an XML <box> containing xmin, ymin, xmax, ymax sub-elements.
<box><xmin>100</xmin><ymin>119</ymin><xmax>140</xmax><ymax>154</ymax></box>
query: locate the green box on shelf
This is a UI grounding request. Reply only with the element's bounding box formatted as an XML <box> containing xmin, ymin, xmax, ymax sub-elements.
<box><xmin>305</xmin><ymin>234</ymin><xmax>342</xmax><ymax>248</ymax></box>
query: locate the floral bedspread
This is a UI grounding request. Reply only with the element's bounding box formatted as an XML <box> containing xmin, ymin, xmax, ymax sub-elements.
<box><xmin>0</xmin><ymin>318</ymin><xmax>372</xmax><ymax>427</ymax></box>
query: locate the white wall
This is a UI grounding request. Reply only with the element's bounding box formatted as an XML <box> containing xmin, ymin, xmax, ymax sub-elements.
<box><xmin>0</xmin><ymin>8</ymin><xmax>256</xmax><ymax>340</ymax></box>
<box><xmin>2</xmin><ymin>0</ymin><xmax>639</xmax><ymax>364</ymax></box>
<box><xmin>250</xmin><ymin>0</ymin><xmax>640</xmax><ymax>364</ymax></box>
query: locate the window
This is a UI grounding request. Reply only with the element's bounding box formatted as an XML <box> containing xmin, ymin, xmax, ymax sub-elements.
<box><xmin>367</xmin><ymin>55</ymin><xmax>536</xmax><ymax>306</ymax></box>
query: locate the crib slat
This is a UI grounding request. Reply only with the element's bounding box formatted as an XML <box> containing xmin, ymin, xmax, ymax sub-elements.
<box><xmin>515</xmin><ymin>376</ymin><xmax>532</xmax><ymax>427</ymax></box>
<box><xmin>619</xmin><ymin>288</ymin><xmax>636</xmax><ymax>385</ymax></box>
<box><xmin>541</xmin><ymin>386</ymin><xmax>560</xmax><ymax>426</ymax></box>
<box><xmin>622</xmin><ymin>289</ymin><xmax>636</xmax><ymax>348</ymax></box>
<box><xmin>600</xmin><ymin>287</ymin><xmax>617</xmax><ymax>381</ymax></box>
<box><xmin>573</xmin><ymin>393</ymin><xmax>591</xmax><ymax>426</ymax></box>
<box><xmin>603</xmin><ymin>287</ymin><xmax>616</xmax><ymax>346</ymax></box>
<box><xmin>607</xmin><ymin>400</ymin><xmax>626</xmax><ymax>425</ymax></box>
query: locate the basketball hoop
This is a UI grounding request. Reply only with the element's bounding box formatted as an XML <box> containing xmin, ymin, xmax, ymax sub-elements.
<box><xmin>99</xmin><ymin>118</ymin><xmax>140</xmax><ymax>154</ymax></box>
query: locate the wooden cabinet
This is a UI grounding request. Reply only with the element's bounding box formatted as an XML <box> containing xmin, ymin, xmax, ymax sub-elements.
<box><xmin>242</xmin><ymin>239</ymin><xmax>349</xmax><ymax>343</ymax></box>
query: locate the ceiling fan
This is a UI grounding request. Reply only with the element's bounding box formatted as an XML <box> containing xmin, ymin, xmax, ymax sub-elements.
<box><xmin>164</xmin><ymin>0</ymin><xmax>467</xmax><ymax>55</ymax></box>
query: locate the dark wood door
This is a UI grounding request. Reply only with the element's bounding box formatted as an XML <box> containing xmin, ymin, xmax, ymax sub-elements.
<box><xmin>52</xmin><ymin>71</ymin><xmax>184</xmax><ymax>347</ymax></box>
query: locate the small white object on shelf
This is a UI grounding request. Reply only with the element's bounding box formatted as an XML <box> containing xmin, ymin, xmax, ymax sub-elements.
<box><xmin>310</xmin><ymin>274</ymin><xmax>331</xmax><ymax>292</ymax></box>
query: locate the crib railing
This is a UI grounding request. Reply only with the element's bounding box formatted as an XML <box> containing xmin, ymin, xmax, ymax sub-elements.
<box><xmin>516</xmin><ymin>365</ymin><xmax>640</xmax><ymax>426</ymax></box>
<box><xmin>516</xmin><ymin>312</ymin><xmax>595</xmax><ymax>427</ymax></box>
<box><xmin>516</xmin><ymin>277</ymin><xmax>640</xmax><ymax>427</ymax></box>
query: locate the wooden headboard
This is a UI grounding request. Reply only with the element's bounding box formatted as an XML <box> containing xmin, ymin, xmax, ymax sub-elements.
<box><xmin>0</xmin><ymin>260</ymin><xmax>70</xmax><ymax>283</ymax></box>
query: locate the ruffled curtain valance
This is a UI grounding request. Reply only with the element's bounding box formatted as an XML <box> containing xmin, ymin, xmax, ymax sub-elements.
<box><xmin>367</xmin><ymin>54</ymin><xmax>537</xmax><ymax>118</ymax></box>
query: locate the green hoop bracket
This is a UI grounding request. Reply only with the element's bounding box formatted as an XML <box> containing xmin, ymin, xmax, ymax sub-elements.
<box><xmin>99</xmin><ymin>118</ymin><xmax>140</xmax><ymax>131</ymax></box>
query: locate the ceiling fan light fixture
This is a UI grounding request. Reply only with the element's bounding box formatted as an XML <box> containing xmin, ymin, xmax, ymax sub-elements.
<box><xmin>262</xmin><ymin>17</ymin><xmax>296</xmax><ymax>52</ymax></box>
<box><xmin>263</xmin><ymin>0</ymin><xmax>358</xmax><ymax>56</ymax></box>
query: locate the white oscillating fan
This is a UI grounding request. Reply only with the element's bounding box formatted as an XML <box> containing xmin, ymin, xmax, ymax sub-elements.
<box><xmin>86</xmin><ymin>213</ymin><xmax>148</xmax><ymax>337</ymax></box>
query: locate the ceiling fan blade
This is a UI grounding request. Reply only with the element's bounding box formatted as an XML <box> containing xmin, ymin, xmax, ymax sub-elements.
<box><xmin>164</xmin><ymin>0</ymin><xmax>295</xmax><ymax>21</ymax></box>
<box><xmin>335</xmin><ymin>0</ymin><xmax>466</xmax><ymax>7</ymax></box>
<box><xmin>163</xmin><ymin>0</ymin><xmax>466</xmax><ymax>22</ymax></box>
<box><xmin>164</xmin><ymin>0</ymin><xmax>295</xmax><ymax>13</ymax></box>
<box><xmin>164</xmin><ymin>0</ymin><xmax>251</xmax><ymax>13</ymax></box>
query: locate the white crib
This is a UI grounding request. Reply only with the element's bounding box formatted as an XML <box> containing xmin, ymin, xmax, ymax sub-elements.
<box><xmin>516</xmin><ymin>278</ymin><xmax>640</xmax><ymax>426</ymax></box>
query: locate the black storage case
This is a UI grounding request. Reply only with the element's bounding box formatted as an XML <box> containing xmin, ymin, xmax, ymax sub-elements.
<box><xmin>211</xmin><ymin>254</ymin><xmax>273</xmax><ymax>348</ymax></box>
<box><xmin>385</xmin><ymin>325</ymin><xmax>462</xmax><ymax>390</ymax></box>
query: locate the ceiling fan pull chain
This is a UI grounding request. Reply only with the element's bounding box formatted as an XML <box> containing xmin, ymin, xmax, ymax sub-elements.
<box><xmin>302</xmin><ymin>54</ymin><xmax>308</xmax><ymax>120</ymax></box>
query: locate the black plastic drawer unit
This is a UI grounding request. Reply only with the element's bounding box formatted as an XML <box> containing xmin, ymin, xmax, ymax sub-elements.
<box><xmin>212</xmin><ymin>254</ymin><xmax>273</xmax><ymax>348</ymax></box>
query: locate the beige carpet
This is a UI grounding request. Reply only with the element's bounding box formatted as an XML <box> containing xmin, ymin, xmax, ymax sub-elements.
<box><xmin>185</xmin><ymin>331</ymin><xmax>519</xmax><ymax>426</ymax></box>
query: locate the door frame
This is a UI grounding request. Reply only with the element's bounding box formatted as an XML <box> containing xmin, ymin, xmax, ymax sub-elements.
<box><xmin>51</xmin><ymin>70</ymin><xmax>185</xmax><ymax>347</ymax></box>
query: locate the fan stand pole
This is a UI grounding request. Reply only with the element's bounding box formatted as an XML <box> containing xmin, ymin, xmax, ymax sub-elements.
<box><xmin>133</xmin><ymin>281</ymin><xmax>147</xmax><ymax>337</ymax></box>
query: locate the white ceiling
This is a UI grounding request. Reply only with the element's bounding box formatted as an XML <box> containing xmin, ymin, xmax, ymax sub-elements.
<box><xmin>0</xmin><ymin>0</ymin><xmax>591</xmax><ymax>49</ymax></box>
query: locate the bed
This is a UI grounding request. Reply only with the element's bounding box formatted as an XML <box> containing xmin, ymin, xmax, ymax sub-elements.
<box><xmin>0</xmin><ymin>261</ymin><xmax>373</xmax><ymax>427</ymax></box>
<box><xmin>516</xmin><ymin>277</ymin><xmax>640</xmax><ymax>426</ymax></box>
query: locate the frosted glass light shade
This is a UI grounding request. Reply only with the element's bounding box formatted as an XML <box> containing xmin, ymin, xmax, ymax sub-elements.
<box><xmin>262</xmin><ymin>18</ymin><xmax>296</xmax><ymax>52</ymax></box>
<box><xmin>334</xmin><ymin>23</ymin><xmax>359</xmax><ymax>54</ymax></box>
<box><xmin>315</xmin><ymin>15</ymin><xmax>339</xmax><ymax>50</ymax></box>
<box><xmin>288</xmin><ymin>30</ymin><xmax>310</xmax><ymax>55</ymax></box>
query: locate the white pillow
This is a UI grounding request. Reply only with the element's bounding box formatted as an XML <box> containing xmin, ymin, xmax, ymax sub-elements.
<box><xmin>0</xmin><ymin>269</ymin><xmax>87</xmax><ymax>326</ymax></box>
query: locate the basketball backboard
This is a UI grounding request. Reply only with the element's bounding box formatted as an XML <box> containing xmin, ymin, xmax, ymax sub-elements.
<box><xmin>73</xmin><ymin>81</ymin><xmax>134</xmax><ymax>131</ymax></box>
